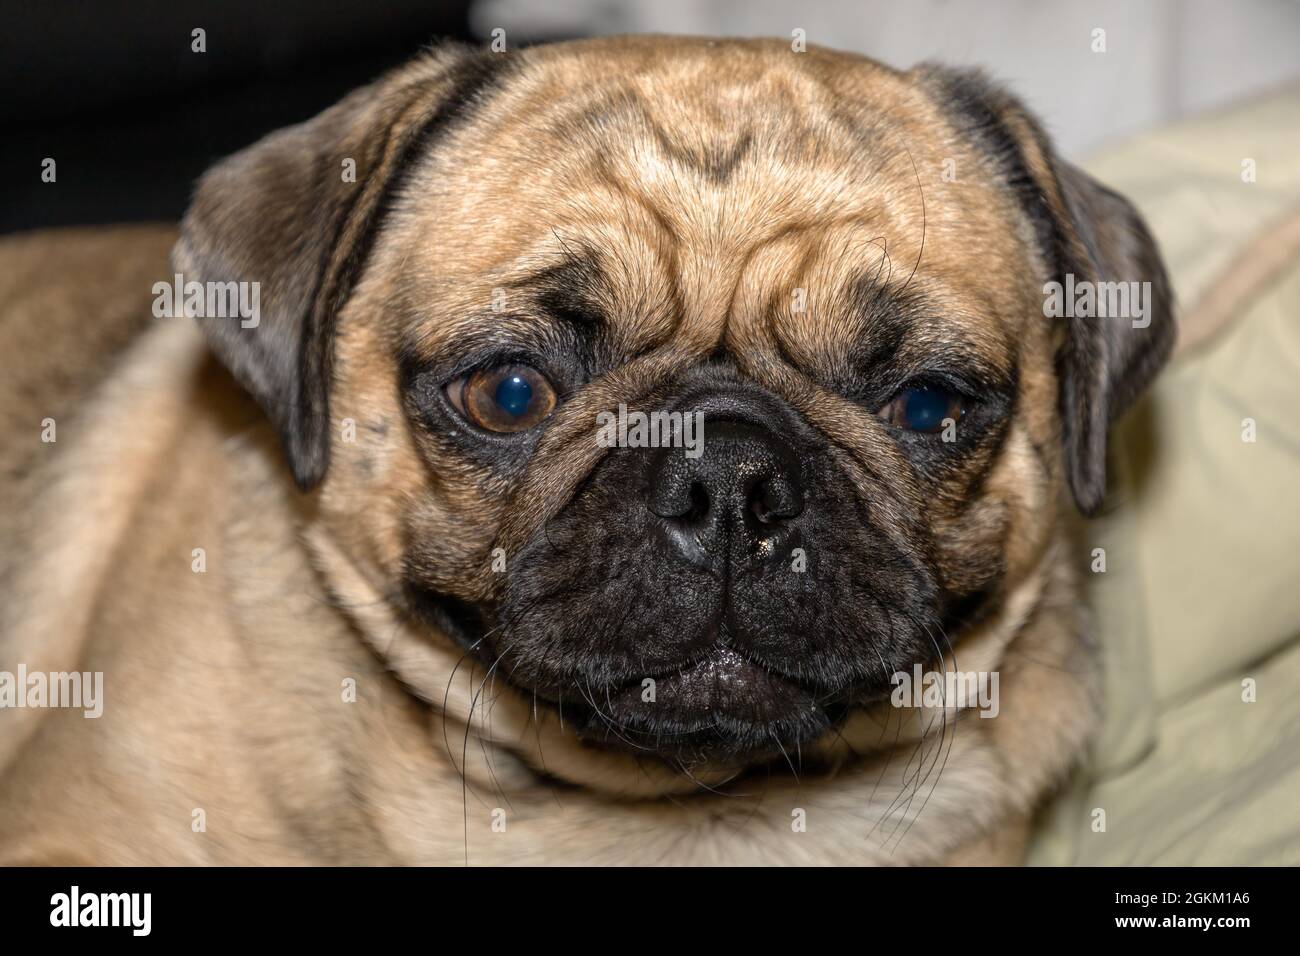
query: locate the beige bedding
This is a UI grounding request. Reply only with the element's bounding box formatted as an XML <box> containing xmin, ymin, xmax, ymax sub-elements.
<box><xmin>1029</xmin><ymin>84</ymin><xmax>1300</xmax><ymax>865</ymax></box>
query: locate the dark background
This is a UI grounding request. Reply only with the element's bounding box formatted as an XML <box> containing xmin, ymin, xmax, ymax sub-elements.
<box><xmin>0</xmin><ymin>1</ymin><xmax>504</xmax><ymax>234</ymax></box>
<box><xmin>8</xmin><ymin>1</ymin><xmax>1298</xmax><ymax>237</ymax></box>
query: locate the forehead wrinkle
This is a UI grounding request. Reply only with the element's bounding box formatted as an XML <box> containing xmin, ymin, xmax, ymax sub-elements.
<box><xmin>588</xmin><ymin>153</ymin><xmax>686</xmax><ymax>346</ymax></box>
<box><xmin>508</xmin><ymin>245</ymin><xmax>607</xmax><ymax>334</ymax></box>
<box><xmin>395</xmin><ymin>305</ymin><xmax>578</xmax><ymax>372</ymax></box>
<box><xmin>721</xmin><ymin>217</ymin><xmax>880</xmax><ymax>368</ymax></box>
<box><xmin>725</xmin><ymin>219</ymin><xmax>912</xmax><ymax>376</ymax></box>
<box><xmin>739</xmin><ymin>247</ymin><xmax>1015</xmax><ymax>396</ymax></box>
<box><xmin>473</xmin><ymin>52</ymin><xmax>951</xmax><ymax>365</ymax></box>
<box><xmin>573</xmin><ymin>78</ymin><xmax>892</xmax><ymax>228</ymax></box>
<box><xmin>848</xmin><ymin>272</ymin><xmax>1016</xmax><ymax>383</ymax></box>
<box><xmin>494</xmin><ymin>186</ymin><xmax>684</xmax><ymax>360</ymax></box>
<box><xmin>732</xmin><ymin>221</ymin><xmax>827</xmax><ymax>366</ymax></box>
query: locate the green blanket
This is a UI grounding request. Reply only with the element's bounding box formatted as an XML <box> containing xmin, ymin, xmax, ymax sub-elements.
<box><xmin>1029</xmin><ymin>85</ymin><xmax>1300</xmax><ymax>865</ymax></box>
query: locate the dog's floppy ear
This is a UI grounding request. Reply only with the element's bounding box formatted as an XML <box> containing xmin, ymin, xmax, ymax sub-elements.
<box><xmin>916</xmin><ymin>66</ymin><xmax>1176</xmax><ymax>515</ymax></box>
<box><xmin>173</xmin><ymin>46</ymin><xmax>503</xmax><ymax>489</ymax></box>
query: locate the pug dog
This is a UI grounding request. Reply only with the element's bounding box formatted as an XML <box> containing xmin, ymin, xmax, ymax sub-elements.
<box><xmin>0</xmin><ymin>36</ymin><xmax>1173</xmax><ymax>865</ymax></box>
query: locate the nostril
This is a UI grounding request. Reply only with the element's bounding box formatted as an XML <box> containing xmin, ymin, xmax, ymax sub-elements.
<box><xmin>681</xmin><ymin>481</ymin><xmax>710</xmax><ymax>526</ymax></box>
<box><xmin>750</xmin><ymin>494</ymin><xmax>777</xmax><ymax>525</ymax></box>
<box><xmin>748</xmin><ymin>477</ymin><xmax>804</xmax><ymax>525</ymax></box>
<box><xmin>646</xmin><ymin>455</ymin><xmax>712</xmax><ymax>523</ymax></box>
<box><xmin>653</xmin><ymin>480</ymin><xmax>710</xmax><ymax>525</ymax></box>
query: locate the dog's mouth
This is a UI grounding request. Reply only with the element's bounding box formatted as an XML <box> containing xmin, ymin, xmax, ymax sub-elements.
<box><xmin>404</xmin><ymin>578</ymin><xmax>915</xmax><ymax>765</ymax></box>
<box><xmin>535</xmin><ymin>643</ymin><xmax>851</xmax><ymax>764</ymax></box>
<box><xmin>596</xmin><ymin>644</ymin><xmax>825</xmax><ymax>726</ymax></box>
<box><xmin>606</xmin><ymin>646</ymin><xmax>802</xmax><ymax>712</ymax></box>
<box><xmin>414</xmin><ymin>594</ymin><xmax>862</xmax><ymax>763</ymax></box>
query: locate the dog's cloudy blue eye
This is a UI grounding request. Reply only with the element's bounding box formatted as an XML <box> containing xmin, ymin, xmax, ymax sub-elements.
<box><xmin>901</xmin><ymin>386</ymin><xmax>950</xmax><ymax>430</ymax></box>
<box><xmin>879</xmin><ymin>384</ymin><xmax>963</xmax><ymax>434</ymax></box>
<box><xmin>494</xmin><ymin>374</ymin><xmax>534</xmax><ymax>418</ymax></box>
<box><xmin>449</xmin><ymin>364</ymin><xmax>557</xmax><ymax>434</ymax></box>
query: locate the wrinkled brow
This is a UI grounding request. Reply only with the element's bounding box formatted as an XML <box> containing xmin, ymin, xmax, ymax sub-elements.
<box><xmin>509</xmin><ymin>249</ymin><xmax>608</xmax><ymax>333</ymax></box>
<box><xmin>779</xmin><ymin>274</ymin><xmax>1016</xmax><ymax>397</ymax></box>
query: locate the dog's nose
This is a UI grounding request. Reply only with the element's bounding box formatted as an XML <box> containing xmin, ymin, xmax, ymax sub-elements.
<box><xmin>646</xmin><ymin>420</ymin><xmax>804</xmax><ymax>568</ymax></box>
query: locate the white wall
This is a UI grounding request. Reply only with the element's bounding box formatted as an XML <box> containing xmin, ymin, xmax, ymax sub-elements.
<box><xmin>474</xmin><ymin>0</ymin><xmax>1300</xmax><ymax>158</ymax></box>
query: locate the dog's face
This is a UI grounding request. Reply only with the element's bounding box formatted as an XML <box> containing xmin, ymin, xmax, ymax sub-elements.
<box><xmin>178</xmin><ymin>38</ymin><xmax>1172</xmax><ymax>774</ymax></box>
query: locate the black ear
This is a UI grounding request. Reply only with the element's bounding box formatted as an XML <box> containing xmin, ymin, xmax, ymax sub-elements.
<box><xmin>916</xmin><ymin>66</ymin><xmax>1176</xmax><ymax>515</ymax></box>
<box><xmin>1047</xmin><ymin>165</ymin><xmax>1176</xmax><ymax>514</ymax></box>
<box><xmin>173</xmin><ymin>46</ymin><xmax>503</xmax><ymax>489</ymax></box>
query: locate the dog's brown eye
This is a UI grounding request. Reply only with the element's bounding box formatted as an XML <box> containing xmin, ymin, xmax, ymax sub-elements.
<box><xmin>447</xmin><ymin>364</ymin><xmax>557</xmax><ymax>433</ymax></box>
<box><xmin>878</xmin><ymin>384</ymin><xmax>964</xmax><ymax>433</ymax></box>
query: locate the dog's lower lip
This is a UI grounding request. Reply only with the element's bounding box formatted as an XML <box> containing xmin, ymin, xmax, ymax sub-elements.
<box><xmin>606</xmin><ymin>646</ymin><xmax>815</xmax><ymax>718</ymax></box>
